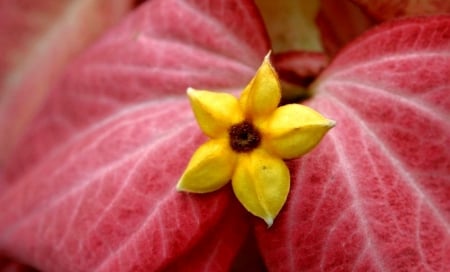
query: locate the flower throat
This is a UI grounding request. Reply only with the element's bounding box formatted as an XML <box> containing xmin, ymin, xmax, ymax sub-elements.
<box><xmin>228</xmin><ymin>121</ymin><xmax>261</xmax><ymax>152</ymax></box>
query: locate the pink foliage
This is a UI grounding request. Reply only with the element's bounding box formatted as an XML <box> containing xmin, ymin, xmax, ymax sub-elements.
<box><xmin>2</xmin><ymin>0</ymin><xmax>269</xmax><ymax>184</ymax></box>
<box><xmin>0</xmin><ymin>0</ymin><xmax>135</xmax><ymax>164</ymax></box>
<box><xmin>258</xmin><ymin>16</ymin><xmax>450</xmax><ymax>270</ymax></box>
<box><xmin>0</xmin><ymin>0</ymin><xmax>449</xmax><ymax>271</ymax></box>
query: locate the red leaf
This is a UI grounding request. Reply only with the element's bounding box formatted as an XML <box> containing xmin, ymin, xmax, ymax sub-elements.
<box><xmin>0</xmin><ymin>0</ymin><xmax>135</xmax><ymax>164</ymax></box>
<box><xmin>272</xmin><ymin>51</ymin><xmax>328</xmax><ymax>87</ymax></box>
<box><xmin>316</xmin><ymin>0</ymin><xmax>374</xmax><ymax>57</ymax></box>
<box><xmin>0</xmin><ymin>0</ymin><xmax>269</xmax><ymax>270</ymax></box>
<box><xmin>352</xmin><ymin>0</ymin><xmax>450</xmax><ymax>21</ymax></box>
<box><xmin>0</xmin><ymin>257</ymin><xmax>36</xmax><ymax>272</ymax></box>
<box><xmin>272</xmin><ymin>51</ymin><xmax>328</xmax><ymax>103</ymax></box>
<box><xmin>164</xmin><ymin>199</ymin><xmax>250</xmax><ymax>272</ymax></box>
<box><xmin>2</xmin><ymin>0</ymin><xmax>269</xmax><ymax>183</ymax></box>
<box><xmin>257</xmin><ymin>16</ymin><xmax>450</xmax><ymax>271</ymax></box>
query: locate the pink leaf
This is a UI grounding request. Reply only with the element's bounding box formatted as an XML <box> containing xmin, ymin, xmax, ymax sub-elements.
<box><xmin>352</xmin><ymin>0</ymin><xmax>450</xmax><ymax>21</ymax></box>
<box><xmin>257</xmin><ymin>15</ymin><xmax>450</xmax><ymax>271</ymax></box>
<box><xmin>0</xmin><ymin>101</ymin><xmax>244</xmax><ymax>271</ymax></box>
<box><xmin>2</xmin><ymin>0</ymin><xmax>269</xmax><ymax>183</ymax></box>
<box><xmin>0</xmin><ymin>0</ymin><xmax>270</xmax><ymax>270</ymax></box>
<box><xmin>0</xmin><ymin>0</ymin><xmax>135</xmax><ymax>164</ymax></box>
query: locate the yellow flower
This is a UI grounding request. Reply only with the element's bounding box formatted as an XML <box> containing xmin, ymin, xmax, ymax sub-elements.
<box><xmin>177</xmin><ymin>53</ymin><xmax>335</xmax><ymax>226</ymax></box>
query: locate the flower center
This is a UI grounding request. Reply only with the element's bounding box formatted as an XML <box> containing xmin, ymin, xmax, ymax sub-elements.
<box><xmin>229</xmin><ymin>121</ymin><xmax>261</xmax><ymax>153</ymax></box>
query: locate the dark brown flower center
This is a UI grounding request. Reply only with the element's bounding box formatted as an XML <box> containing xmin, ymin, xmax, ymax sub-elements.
<box><xmin>229</xmin><ymin>121</ymin><xmax>261</xmax><ymax>153</ymax></box>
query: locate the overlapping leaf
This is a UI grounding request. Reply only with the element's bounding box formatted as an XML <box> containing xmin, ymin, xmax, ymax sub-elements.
<box><xmin>0</xmin><ymin>0</ymin><xmax>268</xmax><ymax>270</ymax></box>
<box><xmin>2</xmin><ymin>0</ymin><xmax>270</xmax><ymax>183</ymax></box>
<box><xmin>257</xmin><ymin>16</ymin><xmax>450</xmax><ymax>271</ymax></box>
<box><xmin>352</xmin><ymin>0</ymin><xmax>450</xmax><ymax>21</ymax></box>
<box><xmin>1</xmin><ymin>1</ymin><xmax>449</xmax><ymax>271</ymax></box>
<box><xmin>316</xmin><ymin>0</ymin><xmax>374</xmax><ymax>56</ymax></box>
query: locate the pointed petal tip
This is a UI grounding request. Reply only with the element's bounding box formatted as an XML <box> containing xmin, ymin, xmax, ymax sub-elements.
<box><xmin>328</xmin><ymin>119</ymin><xmax>337</xmax><ymax>128</ymax></box>
<box><xmin>175</xmin><ymin>180</ymin><xmax>184</xmax><ymax>191</ymax></box>
<box><xmin>175</xmin><ymin>180</ymin><xmax>199</xmax><ymax>193</ymax></box>
<box><xmin>176</xmin><ymin>177</ymin><xmax>192</xmax><ymax>193</ymax></box>
<box><xmin>264</xmin><ymin>50</ymin><xmax>272</xmax><ymax>60</ymax></box>
<box><xmin>186</xmin><ymin>87</ymin><xmax>195</xmax><ymax>96</ymax></box>
<box><xmin>264</xmin><ymin>217</ymin><xmax>274</xmax><ymax>228</ymax></box>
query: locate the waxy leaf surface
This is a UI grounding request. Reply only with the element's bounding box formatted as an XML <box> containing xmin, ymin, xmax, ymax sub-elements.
<box><xmin>256</xmin><ymin>16</ymin><xmax>450</xmax><ymax>271</ymax></box>
<box><xmin>0</xmin><ymin>0</ymin><xmax>268</xmax><ymax>270</ymax></box>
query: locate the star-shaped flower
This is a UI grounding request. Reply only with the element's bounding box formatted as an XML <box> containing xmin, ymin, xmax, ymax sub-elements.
<box><xmin>177</xmin><ymin>53</ymin><xmax>335</xmax><ymax>226</ymax></box>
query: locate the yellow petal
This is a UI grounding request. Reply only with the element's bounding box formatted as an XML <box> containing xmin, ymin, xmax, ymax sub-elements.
<box><xmin>187</xmin><ymin>88</ymin><xmax>244</xmax><ymax>138</ymax></box>
<box><xmin>261</xmin><ymin>104</ymin><xmax>335</xmax><ymax>159</ymax></box>
<box><xmin>232</xmin><ymin>148</ymin><xmax>290</xmax><ymax>226</ymax></box>
<box><xmin>239</xmin><ymin>52</ymin><xmax>281</xmax><ymax>121</ymax></box>
<box><xmin>177</xmin><ymin>139</ymin><xmax>237</xmax><ymax>193</ymax></box>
